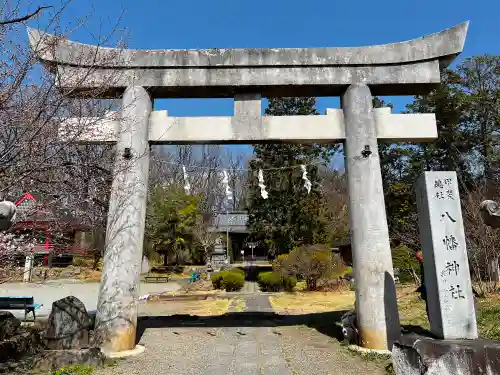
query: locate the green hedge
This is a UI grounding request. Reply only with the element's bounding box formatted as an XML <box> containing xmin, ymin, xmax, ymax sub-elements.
<box><xmin>222</xmin><ymin>271</ymin><xmax>245</xmax><ymax>292</ymax></box>
<box><xmin>211</xmin><ymin>270</ymin><xmax>245</xmax><ymax>292</ymax></box>
<box><xmin>258</xmin><ymin>271</ymin><xmax>297</xmax><ymax>292</ymax></box>
<box><xmin>232</xmin><ymin>268</ymin><xmax>246</xmax><ymax>276</ymax></box>
<box><xmin>211</xmin><ymin>272</ymin><xmax>226</xmax><ymax>289</ymax></box>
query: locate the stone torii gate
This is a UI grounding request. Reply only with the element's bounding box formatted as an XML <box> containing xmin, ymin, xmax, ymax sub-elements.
<box><xmin>28</xmin><ymin>22</ymin><xmax>468</xmax><ymax>354</ymax></box>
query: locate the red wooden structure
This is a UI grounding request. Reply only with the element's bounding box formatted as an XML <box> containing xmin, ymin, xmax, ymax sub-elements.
<box><xmin>11</xmin><ymin>193</ymin><xmax>92</xmax><ymax>265</ymax></box>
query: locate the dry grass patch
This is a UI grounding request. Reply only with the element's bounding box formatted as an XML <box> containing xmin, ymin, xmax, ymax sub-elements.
<box><xmin>77</xmin><ymin>269</ymin><xmax>102</xmax><ymax>282</ymax></box>
<box><xmin>143</xmin><ymin>298</ymin><xmax>231</xmax><ymax>316</ymax></box>
<box><xmin>230</xmin><ymin>297</ymin><xmax>246</xmax><ymax>312</ymax></box>
<box><xmin>270</xmin><ymin>291</ymin><xmax>355</xmax><ymax>314</ymax></box>
<box><xmin>186</xmin><ymin>299</ymin><xmax>231</xmax><ymax>316</ymax></box>
<box><xmin>395</xmin><ymin>286</ymin><xmax>430</xmax><ymax>329</ymax></box>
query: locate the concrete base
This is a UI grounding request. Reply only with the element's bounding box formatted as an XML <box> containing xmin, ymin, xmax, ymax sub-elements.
<box><xmin>102</xmin><ymin>344</ymin><xmax>145</xmax><ymax>359</ymax></box>
<box><xmin>392</xmin><ymin>335</ymin><xmax>500</xmax><ymax>375</ymax></box>
<box><xmin>347</xmin><ymin>344</ymin><xmax>391</xmax><ymax>356</ymax></box>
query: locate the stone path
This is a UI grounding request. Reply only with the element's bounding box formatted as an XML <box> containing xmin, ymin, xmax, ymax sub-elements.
<box><xmin>96</xmin><ymin>295</ymin><xmax>386</xmax><ymax>375</ymax></box>
<box><xmin>241</xmin><ymin>281</ymin><xmax>260</xmax><ymax>294</ymax></box>
<box><xmin>242</xmin><ymin>294</ymin><xmax>273</xmax><ymax>312</ymax></box>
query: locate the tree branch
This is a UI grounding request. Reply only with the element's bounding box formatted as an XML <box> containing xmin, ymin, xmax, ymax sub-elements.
<box><xmin>0</xmin><ymin>6</ymin><xmax>53</xmax><ymax>26</ymax></box>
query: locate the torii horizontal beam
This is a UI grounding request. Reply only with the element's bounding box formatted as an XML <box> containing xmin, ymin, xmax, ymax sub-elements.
<box><xmin>28</xmin><ymin>22</ymin><xmax>468</xmax><ymax>98</ymax></box>
<box><xmin>59</xmin><ymin>107</ymin><xmax>437</xmax><ymax>145</ymax></box>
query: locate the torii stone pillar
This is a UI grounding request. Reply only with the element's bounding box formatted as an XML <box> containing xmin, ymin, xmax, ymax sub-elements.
<box><xmin>28</xmin><ymin>21</ymin><xmax>468</xmax><ymax>352</ymax></box>
<box><xmin>93</xmin><ymin>86</ymin><xmax>152</xmax><ymax>353</ymax></box>
<box><xmin>342</xmin><ymin>84</ymin><xmax>400</xmax><ymax>349</ymax></box>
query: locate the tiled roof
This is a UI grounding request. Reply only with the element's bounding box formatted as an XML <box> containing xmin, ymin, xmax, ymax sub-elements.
<box><xmin>14</xmin><ymin>192</ymin><xmax>37</xmax><ymax>218</ymax></box>
<box><xmin>12</xmin><ymin>192</ymin><xmax>90</xmax><ymax>230</ymax></box>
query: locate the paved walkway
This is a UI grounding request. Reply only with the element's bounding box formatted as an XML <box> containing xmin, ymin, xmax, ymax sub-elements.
<box><xmin>96</xmin><ymin>295</ymin><xmax>386</xmax><ymax>375</ymax></box>
<box><xmin>241</xmin><ymin>281</ymin><xmax>260</xmax><ymax>294</ymax></box>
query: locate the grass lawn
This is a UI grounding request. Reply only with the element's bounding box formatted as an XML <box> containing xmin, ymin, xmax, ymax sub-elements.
<box><xmin>270</xmin><ymin>284</ymin><xmax>500</xmax><ymax>341</ymax></box>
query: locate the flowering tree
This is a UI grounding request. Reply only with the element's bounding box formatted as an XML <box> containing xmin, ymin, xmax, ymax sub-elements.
<box><xmin>0</xmin><ymin>231</ymin><xmax>36</xmax><ymax>281</ymax></box>
<box><xmin>0</xmin><ymin>2</ymin><xmax>133</xmax><ymax>278</ymax></box>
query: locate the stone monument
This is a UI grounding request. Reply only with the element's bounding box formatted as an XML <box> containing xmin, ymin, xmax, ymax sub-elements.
<box><xmin>479</xmin><ymin>200</ymin><xmax>500</xmax><ymax>228</ymax></box>
<box><xmin>210</xmin><ymin>236</ymin><xmax>227</xmax><ymax>268</ymax></box>
<box><xmin>415</xmin><ymin>171</ymin><xmax>477</xmax><ymax>339</ymax></box>
<box><xmin>44</xmin><ymin>296</ymin><xmax>91</xmax><ymax>350</ymax></box>
<box><xmin>28</xmin><ymin>22</ymin><xmax>469</xmax><ymax>352</ymax></box>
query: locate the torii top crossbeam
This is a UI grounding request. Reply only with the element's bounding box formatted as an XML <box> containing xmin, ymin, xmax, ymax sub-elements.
<box><xmin>28</xmin><ymin>22</ymin><xmax>468</xmax><ymax>98</ymax></box>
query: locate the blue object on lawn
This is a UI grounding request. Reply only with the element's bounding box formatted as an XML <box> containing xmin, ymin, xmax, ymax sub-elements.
<box><xmin>188</xmin><ymin>273</ymin><xmax>200</xmax><ymax>283</ymax></box>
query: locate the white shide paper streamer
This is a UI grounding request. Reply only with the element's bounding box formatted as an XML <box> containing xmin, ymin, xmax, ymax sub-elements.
<box><xmin>301</xmin><ymin>165</ymin><xmax>312</xmax><ymax>194</ymax></box>
<box><xmin>222</xmin><ymin>170</ymin><xmax>233</xmax><ymax>200</ymax></box>
<box><xmin>182</xmin><ymin>165</ymin><xmax>190</xmax><ymax>195</ymax></box>
<box><xmin>257</xmin><ymin>169</ymin><xmax>269</xmax><ymax>199</ymax></box>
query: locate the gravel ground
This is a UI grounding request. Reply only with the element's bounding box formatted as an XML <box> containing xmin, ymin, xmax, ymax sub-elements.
<box><xmin>0</xmin><ymin>281</ymin><xmax>182</xmax><ymax>318</ymax></box>
<box><xmin>277</xmin><ymin>325</ymin><xmax>387</xmax><ymax>375</ymax></box>
<box><xmin>95</xmin><ymin>295</ymin><xmax>387</xmax><ymax>375</ymax></box>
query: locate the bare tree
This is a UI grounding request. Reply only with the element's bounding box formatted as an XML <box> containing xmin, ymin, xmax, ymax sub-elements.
<box><xmin>0</xmin><ymin>1</ymin><xmax>130</xmax><ymax>277</ymax></box>
<box><xmin>462</xmin><ymin>185</ymin><xmax>500</xmax><ymax>296</ymax></box>
<box><xmin>226</xmin><ymin>150</ymin><xmax>247</xmax><ymax>211</ymax></box>
<box><xmin>192</xmin><ymin>212</ymin><xmax>218</xmax><ymax>261</ymax></box>
<box><xmin>149</xmin><ymin>145</ymin><xmax>247</xmax><ymax>214</ymax></box>
<box><xmin>318</xmin><ymin>167</ymin><xmax>349</xmax><ymax>244</ymax></box>
<box><xmin>0</xmin><ymin>4</ymin><xmax>52</xmax><ymax>25</ymax></box>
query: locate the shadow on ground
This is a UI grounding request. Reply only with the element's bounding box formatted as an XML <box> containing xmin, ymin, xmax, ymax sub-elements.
<box><xmin>136</xmin><ymin>310</ymin><xmax>348</xmax><ymax>344</ymax></box>
<box><xmin>401</xmin><ymin>324</ymin><xmax>436</xmax><ymax>338</ymax></box>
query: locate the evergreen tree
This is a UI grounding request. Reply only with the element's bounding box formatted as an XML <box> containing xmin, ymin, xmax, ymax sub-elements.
<box><xmin>246</xmin><ymin>97</ymin><xmax>335</xmax><ymax>255</ymax></box>
<box><xmin>145</xmin><ymin>185</ymin><xmax>202</xmax><ymax>265</ymax></box>
<box><xmin>375</xmin><ymin>55</ymin><xmax>499</xmax><ymax>249</ymax></box>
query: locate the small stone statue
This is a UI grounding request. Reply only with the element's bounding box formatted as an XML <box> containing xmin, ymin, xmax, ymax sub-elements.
<box><xmin>480</xmin><ymin>200</ymin><xmax>500</xmax><ymax>228</ymax></box>
<box><xmin>0</xmin><ymin>200</ymin><xmax>16</xmax><ymax>231</ymax></box>
<box><xmin>341</xmin><ymin>310</ymin><xmax>358</xmax><ymax>345</ymax></box>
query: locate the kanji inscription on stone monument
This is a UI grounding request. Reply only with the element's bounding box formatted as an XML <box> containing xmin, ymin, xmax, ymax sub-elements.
<box><xmin>415</xmin><ymin>171</ymin><xmax>477</xmax><ymax>339</ymax></box>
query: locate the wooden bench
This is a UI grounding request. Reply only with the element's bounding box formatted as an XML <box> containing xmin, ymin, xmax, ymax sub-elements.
<box><xmin>0</xmin><ymin>296</ymin><xmax>42</xmax><ymax>321</ymax></box>
<box><xmin>144</xmin><ymin>275</ymin><xmax>171</xmax><ymax>283</ymax></box>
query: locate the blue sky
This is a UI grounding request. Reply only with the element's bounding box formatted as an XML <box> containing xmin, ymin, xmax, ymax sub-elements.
<box><xmin>25</xmin><ymin>0</ymin><xmax>500</xmax><ymax>167</ymax></box>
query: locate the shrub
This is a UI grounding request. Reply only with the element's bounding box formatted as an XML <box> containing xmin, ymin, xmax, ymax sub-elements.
<box><xmin>258</xmin><ymin>271</ymin><xmax>282</xmax><ymax>292</ymax></box>
<box><xmin>257</xmin><ymin>271</ymin><xmax>296</xmax><ymax>292</ymax></box>
<box><xmin>221</xmin><ymin>271</ymin><xmax>245</xmax><ymax>292</ymax></box>
<box><xmin>272</xmin><ymin>254</ymin><xmax>290</xmax><ymax>276</ymax></box>
<box><xmin>275</xmin><ymin>244</ymin><xmax>346</xmax><ymax>290</ymax></box>
<box><xmin>282</xmin><ymin>275</ymin><xmax>297</xmax><ymax>292</ymax></box>
<box><xmin>231</xmin><ymin>268</ymin><xmax>246</xmax><ymax>276</ymax></box>
<box><xmin>72</xmin><ymin>257</ymin><xmax>92</xmax><ymax>268</ymax></box>
<box><xmin>211</xmin><ymin>271</ymin><xmax>226</xmax><ymax>289</ymax></box>
<box><xmin>317</xmin><ymin>278</ymin><xmax>350</xmax><ymax>292</ymax></box>
<box><xmin>211</xmin><ymin>271</ymin><xmax>245</xmax><ymax>292</ymax></box>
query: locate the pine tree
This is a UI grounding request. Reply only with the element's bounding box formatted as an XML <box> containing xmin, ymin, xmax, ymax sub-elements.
<box><xmin>246</xmin><ymin>97</ymin><xmax>334</xmax><ymax>255</ymax></box>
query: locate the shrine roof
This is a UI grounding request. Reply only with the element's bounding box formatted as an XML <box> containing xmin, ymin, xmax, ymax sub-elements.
<box><xmin>12</xmin><ymin>192</ymin><xmax>91</xmax><ymax>231</ymax></box>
